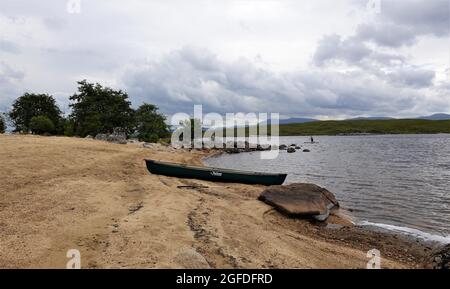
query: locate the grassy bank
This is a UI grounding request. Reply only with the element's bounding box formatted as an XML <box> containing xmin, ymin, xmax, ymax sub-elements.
<box><xmin>220</xmin><ymin>119</ymin><xmax>450</xmax><ymax>137</ymax></box>
<box><xmin>279</xmin><ymin>119</ymin><xmax>450</xmax><ymax>136</ymax></box>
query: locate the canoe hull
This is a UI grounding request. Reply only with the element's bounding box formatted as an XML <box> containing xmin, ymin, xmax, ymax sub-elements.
<box><xmin>145</xmin><ymin>160</ymin><xmax>286</xmax><ymax>186</ymax></box>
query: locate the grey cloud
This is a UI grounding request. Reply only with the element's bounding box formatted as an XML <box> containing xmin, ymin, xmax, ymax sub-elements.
<box><xmin>0</xmin><ymin>62</ymin><xmax>24</xmax><ymax>111</ymax></box>
<box><xmin>386</xmin><ymin>68</ymin><xmax>435</xmax><ymax>88</ymax></box>
<box><xmin>356</xmin><ymin>23</ymin><xmax>417</xmax><ymax>47</ymax></box>
<box><xmin>123</xmin><ymin>47</ymin><xmax>425</xmax><ymax>118</ymax></box>
<box><xmin>382</xmin><ymin>0</ymin><xmax>449</xmax><ymax>37</ymax></box>
<box><xmin>313</xmin><ymin>35</ymin><xmax>404</xmax><ymax>66</ymax></box>
<box><xmin>355</xmin><ymin>0</ymin><xmax>449</xmax><ymax>47</ymax></box>
<box><xmin>0</xmin><ymin>39</ymin><xmax>20</xmax><ymax>54</ymax></box>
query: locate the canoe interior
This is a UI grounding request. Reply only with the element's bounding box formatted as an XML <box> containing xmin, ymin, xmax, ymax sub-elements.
<box><xmin>145</xmin><ymin>159</ymin><xmax>287</xmax><ymax>186</ymax></box>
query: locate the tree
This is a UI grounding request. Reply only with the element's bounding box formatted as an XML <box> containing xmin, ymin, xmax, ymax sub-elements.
<box><xmin>29</xmin><ymin>116</ymin><xmax>55</xmax><ymax>135</ymax></box>
<box><xmin>0</xmin><ymin>114</ymin><xmax>5</xmax><ymax>134</ymax></box>
<box><xmin>9</xmin><ymin>93</ymin><xmax>62</xmax><ymax>133</ymax></box>
<box><xmin>134</xmin><ymin>103</ymin><xmax>169</xmax><ymax>142</ymax></box>
<box><xmin>69</xmin><ymin>80</ymin><xmax>135</xmax><ymax>137</ymax></box>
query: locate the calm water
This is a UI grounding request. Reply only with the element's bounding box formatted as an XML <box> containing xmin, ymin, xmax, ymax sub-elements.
<box><xmin>205</xmin><ymin>135</ymin><xmax>450</xmax><ymax>244</ymax></box>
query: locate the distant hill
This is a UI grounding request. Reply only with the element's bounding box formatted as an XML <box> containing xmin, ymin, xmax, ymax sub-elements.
<box><xmin>418</xmin><ymin>113</ymin><xmax>450</xmax><ymax>120</ymax></box>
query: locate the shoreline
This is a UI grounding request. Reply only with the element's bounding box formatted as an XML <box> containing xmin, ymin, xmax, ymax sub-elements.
<box><xmin>0</xmin><ymin>135</ymin><xmax>433</xmax><ymax>268</ymax></box>
<box><xmin>204</xmin><ymin>152</ymin><xmax>450</xmax><ymax>247</ymax></box>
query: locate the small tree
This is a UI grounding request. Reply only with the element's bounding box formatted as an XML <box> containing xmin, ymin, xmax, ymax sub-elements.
<box><xmin>0</xmin><ymin>115</ymin><xmax>5</xmax><ymax>134</ymax></box>
<box><xmin>9</xmin><ymin>93</ymin><xmax>61</xmax><ymax>133</ymax></box>
<box><xmin>30</xmin><ymin>116</ymin><xmax>55</xmax><ymax>135</ymax></box>
<box><xmin>134</xmin><ymin>103</ymin><xmax>169</xmax><ymax>142</ymax></box>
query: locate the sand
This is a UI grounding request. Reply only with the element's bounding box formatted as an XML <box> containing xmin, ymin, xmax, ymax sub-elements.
<box><xmin>0</xmin><ymin>135</ymin><xmax>430</xmax><ymax>269</ymax></box>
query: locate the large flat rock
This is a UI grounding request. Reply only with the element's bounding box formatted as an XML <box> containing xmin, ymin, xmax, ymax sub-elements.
<box><xmin>258</xmin><ymin>183</ymin><xmax>339</xmax><ymax>219</ymax></box>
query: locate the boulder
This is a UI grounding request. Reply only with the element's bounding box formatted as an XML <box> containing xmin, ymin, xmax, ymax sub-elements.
<box><xmin>258</xmin><ymin>183</ymin><xmax>339</xmax><ymax>221</ymax></box>
<box><xmin>424</xmin><ymin>244</ymin><xmax>450</xmax><ymax>269</ymax></box>
<box><xmin>287</xmin><ymin>147</ymin><xmax>296</xmax><ymax>153</ymax></box>
<box><xmin>279</xmin><ymin>144</ymin><xmax>288</xmax><ymax>150</ymax></box>
<box><xmin>303</xmin><ymin>149</ymin><xmax>310</xmax><ymax>152</ymax></box>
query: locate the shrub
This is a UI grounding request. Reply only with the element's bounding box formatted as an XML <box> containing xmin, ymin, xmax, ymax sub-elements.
<box><xmin>29</xmin><ymin>116</ymin><xmax>55</xmax><ymax>135</ymax></box>
<box><xmin>0</xmin><ymin>116</ymin><xmax>5</xmax><ymax>134</ymax></box>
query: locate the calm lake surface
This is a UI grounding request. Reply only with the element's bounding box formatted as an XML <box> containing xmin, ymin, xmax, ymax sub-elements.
<box><xmin>205</xmin><ymin>134</ymin><xmax>450</xmax><ymax>244</ymax></box>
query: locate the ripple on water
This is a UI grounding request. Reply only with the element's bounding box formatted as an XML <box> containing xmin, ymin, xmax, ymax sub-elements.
<box><xmin>205</xmin><ymin>134</ymin><xmax>450</xmax><ymax>242</ymax></box>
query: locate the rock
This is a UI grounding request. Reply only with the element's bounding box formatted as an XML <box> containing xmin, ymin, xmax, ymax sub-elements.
<box><xmin>173</xmin><ymin>248</ymin><xmax>211</xmax><ymax>269</ymax></box>
<box><xmin>279</xmin><ymin>144</ymin><xmax>288</xmax><ymax>150</ymax></box>
<box><xmin>225</xmin><ymin>148</ymin><xmax>240</xmax><ymax>154</ymax></box>
<box><xmin>303</xmin><ymin>149</ymin><xmax>310</xmax><ymax>152</ymax></box>
<box><xmin>95</xmin><ymin>133</ymin><xmax>108</xmax><ymax>141</ymax></box>
<box><xmin>424</xmin><ymin>244</ymin><xmax>450</xmax><ymax>269</ymax></box>
<box><xmin>107</xmin><ymin>134</ymin><xmax>127</xmax><ymax>144</ymax></box>
<box><xmin>258</xmin><ymin>183</ymin><xmax>339</xmax><ymax>221</ymax></box>
<box><xmin>295</xmin><ymin>146</ymin><xmax>301</xmax><ymax>149</ymax></box>
<box><xmin>287</xmin><ymin>147</ymin><xmax>296</xmax><ymax>153</ymax></box>
<box><xmin>85</xmin><ymin>135</ymin><xmax>93</xmax><ymax>139</ymax></box>
<box><xmin>290</xmin><ymin>144</ymin><xmax>297</xmax><ymax>147</ymax></box>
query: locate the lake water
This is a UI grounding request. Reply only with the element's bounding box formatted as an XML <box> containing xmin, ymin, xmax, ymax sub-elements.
<box><xmin>204</xmin><ymin>134</ymin><xmax>450</xmax><ymax>244</ymax></box>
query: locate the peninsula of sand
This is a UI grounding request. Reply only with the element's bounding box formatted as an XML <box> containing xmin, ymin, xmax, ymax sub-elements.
<box><xmin>0</xmin><ymin>135</ymin><xmax>432</xmax><ymax>268</ymax></box>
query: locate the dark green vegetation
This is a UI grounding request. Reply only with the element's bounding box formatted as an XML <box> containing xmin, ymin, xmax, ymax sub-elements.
<box><xmin>29</xmin><ymin>116</ymin><xmax>55</xmax><ymax>135</ymax></box>
<box><xmin>6</xmin><ymin>80</ymin><xmax>169</xmax><ymax>141</ymax></box>
<box><xmin>278</xmin><ymin>119</ymin><xmax>450</xmax><ymax>136</ymax></box>
<box><xmin>0</xmin><ymin>114</ymin><xmax>5</xmax><ymax>133</ymax></box>
<box><xmin>9</xmin><ymin>93</ymin><xmax>62</xmax><ymax>134</ymax></box>
<box><xmin>69</xmin><ymin>80</ymin><xmax>135</xmax><ymax>137</ymax></box>
<box><xmin>134</xmin><ymin>103</ymin><xmax>170</xmax><ymax>142</ymax></box>
<box><xmin>218</xmin><ymin>119</ymin><xmax>450</xmax><ymax>137</ymax></box>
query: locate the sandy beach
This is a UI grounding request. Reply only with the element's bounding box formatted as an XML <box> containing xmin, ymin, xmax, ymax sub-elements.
<box><xmin>0</xmin><ymin>135</ymin><xmax>431</xmax><ymax>269</ymax></box>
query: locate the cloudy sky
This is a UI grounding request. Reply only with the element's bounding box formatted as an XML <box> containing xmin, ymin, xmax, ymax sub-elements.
<box><xmin>0</xmin><ymin>0</ymin><xmax>449</xmax><ymax>119</ymax></box>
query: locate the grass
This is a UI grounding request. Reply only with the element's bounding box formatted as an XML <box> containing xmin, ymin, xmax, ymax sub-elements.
<box><xmin>278</xmin><ymin>119</ymin><xmax>450</xmax><ymax>136</ymax></box>
<box><xmin>216</xmin><ymin>119</ymin><xmax>450</xmax><ymax>137</ymax></box>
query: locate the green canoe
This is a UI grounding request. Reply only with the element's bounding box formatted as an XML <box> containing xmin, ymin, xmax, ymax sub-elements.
<box><xmin>145</xmin><ymin>159</ymin><xmax>287</xmax><ymax>186</ymax></box>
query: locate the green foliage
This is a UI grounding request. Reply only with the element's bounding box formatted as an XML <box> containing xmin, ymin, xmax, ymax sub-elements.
<box><xmin>29</xmin><ymin>116</ymin><xmax>55</xmax><ymax>135</ymax></box>
<box><xmin>69</xmin><ymin>80</ymin><xmax>135</xmax><ymax>137</ymax></box>
<box><xmin>219</xmin><ymin>119</ymin><xmax>450</xmax><ymax>137</ymax></box>
<box><xmin>278</xmin><ymin>119</ymin><xmax>450</xmax><ymax>136</ymax></box>
<box><xmin>9</xmin><ymin>93</ymin><xmax>62</xmax><ymax>133</ymax></box>
<box><xmin>0</xmin><ymin>115</ymin><xmax>5</xmax><ymax>133</ymax></box>
<box><xmin>134</xmin><ymin>103</ymin><xmax>169</xmax><ymax>142</ymax></box>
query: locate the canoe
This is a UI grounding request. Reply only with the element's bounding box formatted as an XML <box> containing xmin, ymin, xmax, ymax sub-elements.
<box><xmin>145</xmin><ymin>159</ymin><xmax>287</xmax><ymax>186</ymax></box>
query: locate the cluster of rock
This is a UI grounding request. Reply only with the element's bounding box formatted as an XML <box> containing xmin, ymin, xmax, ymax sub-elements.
<box><xmin>222</xmin><ymin>142</ymin><xmax>311</xmax><ymax>154</ymax></box>
<box><xmin>424</xmin><ymin>244</ymin><xmax>450</xmax><ymax>269</ymax></box>
<box><xmin>258</xmin><ymin>183</ymin><xmax>339</xmax><ymax>222</ymax></box>
<box><xmin>93</xmin><ymin>129</ymin><xmax>127</xmax><ymax>145</ymax></box>
<box><xmin>223</xmin><ymin>141</ymin><xmax>272</xmax><ymax>154</ymax></box>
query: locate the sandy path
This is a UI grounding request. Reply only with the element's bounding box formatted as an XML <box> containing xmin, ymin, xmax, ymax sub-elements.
<box><xmin>0</xmin><ymin>135</ymin><xmax>426</xmax><ymax>268</ymax></box>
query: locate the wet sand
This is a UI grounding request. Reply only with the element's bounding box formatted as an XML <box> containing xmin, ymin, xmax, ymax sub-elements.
<box><xmin>0</xmin><ymin>135</ymin><xmax>430</xmax><ymax>268</ymax></box>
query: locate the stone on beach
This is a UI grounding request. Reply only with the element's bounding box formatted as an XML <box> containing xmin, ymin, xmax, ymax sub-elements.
<box><xmin>258</xmin><ymin>183</ymin><xmax>339</xmax><ymax>221</ymax></box>
<box><xmin>424</xmin><ymin>244</ymin><xmax>450</xmax><ymax>269</ymax></box>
